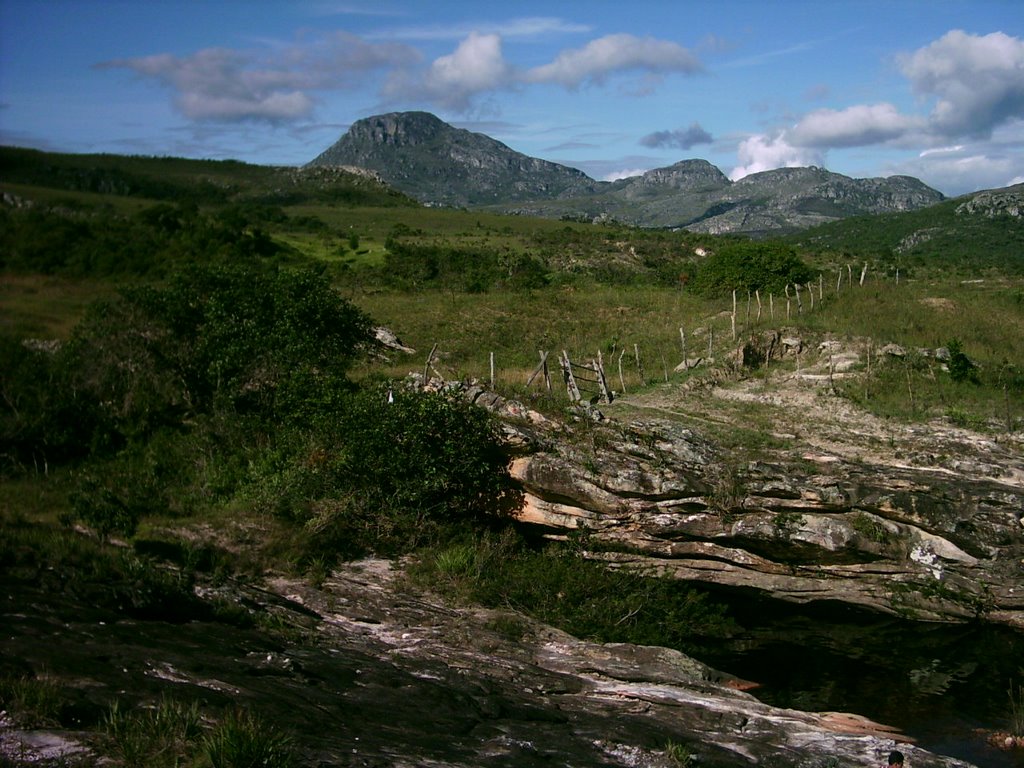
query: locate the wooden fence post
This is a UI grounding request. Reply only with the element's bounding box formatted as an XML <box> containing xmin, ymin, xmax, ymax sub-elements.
<box><xmin>423</xmin><ymin>342</ymin><xmax>438</xmax><ymax>385</ymax></box>
<box><xmin>859</xmin><ymin>263</ymin><xmax>868</xmax><ymax>286</ymax></box>
<box><xmin>785</xmin><ymin>284</ymin><xmax>792</xmax><ymax>321</ymax></box>
<box><xmin>525</xmin><ymin>350</ymin><xmax>551</xmax><ymax>391</ymax></box>
<box><xmin>756</xmin><ymin>289</ymin><xmax>762</xmax><ymax>322</ymax></box>
<box><xmin>489</xmin><ymin>351</ymin><xmax>495</xmax><ymax>388</ymax></box>
<box><xmin>731</xmin><ymin>290</ymin><xmax>738</xmax><ymax>340</ymax></box>
<box><xmin>561</xmin><ymin>350</ymin><xmax>582</xmax><ymax>402</ymax></box>
<box><xmin>597</xmin><ymin>353</ymin><xmax>613</xmax><ymax>403</ymax></box>
<box><xmin>634</xmin><ymin>343</ymin><xmax>645</xmax><ymax>383</ymax></box>
<box><xmin>618</xmin><ymin>348</ymin><xmax>626</xmax><ymax>393</ymax></box>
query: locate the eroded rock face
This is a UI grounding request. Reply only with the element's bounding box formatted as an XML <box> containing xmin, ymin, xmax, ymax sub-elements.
<box><xmin>447</xmin><ymin>353</ymin><xmax>1024</xmax><ymax>628</ymax></box>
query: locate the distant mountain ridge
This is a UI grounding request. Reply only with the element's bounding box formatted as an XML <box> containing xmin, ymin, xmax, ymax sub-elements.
<box><xmin>309</xmin><ymin>112</ymin><xmax>945</xmax><ymax>236</ymax></box>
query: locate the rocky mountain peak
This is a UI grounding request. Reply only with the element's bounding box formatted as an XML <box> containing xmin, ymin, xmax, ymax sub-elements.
<box><xmin>343</xmin><ymin>111</ymin><xmax>452</xmax><ymax>147</ymax></box>
<box><xmin>308</xmin><ymin>111</ymin><xmax>597</xmax><ymax>207</ymax></box>
<box><xmin>628</xmin><ymin>159</ymin><xmax>730</xmax><ymax>192</ymax></box>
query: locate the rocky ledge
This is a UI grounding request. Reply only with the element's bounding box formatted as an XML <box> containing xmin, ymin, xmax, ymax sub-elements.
<box><xmin>1</xmin><ymin>557</ymin><xmax>977</xmax><ymax>767</ymax></box>
<box><xmin>448</xmin><ymin>332</ymin><xmax>1024</xmax><ymax>629</ymax></box>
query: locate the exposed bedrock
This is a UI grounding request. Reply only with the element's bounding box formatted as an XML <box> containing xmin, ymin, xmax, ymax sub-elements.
<box><xmin>450</xmin><ymin>378</ymin><xmax>1024</xmax><ymax>627</ymax></box>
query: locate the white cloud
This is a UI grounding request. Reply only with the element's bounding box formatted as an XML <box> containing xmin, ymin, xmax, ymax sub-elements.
<box><xmin>725</xmin><ymin>31</ymin><xmax>1024</xmax><ymax>193</ymax></box>
<box><xmin>377</xmin><ymin>16</ymin><xmax>592</xmax><ymax>41</ymax></box>
<box><xmin>525</xmin><ymin>34</ymin><xmax>701</xmax><ymax>88</ymax></box>
<box><xmin>730</xmin><ymin>133</ymin><xmax>822</xmax><ymax>180</ymax></box>
<box><xmin>603</xmin><ymin>167</ymin><xmax>648</xmax><ymax>181</ymax></box>
<box><xmin>386</xmin><ymin>31</ymin><xmax>703</xmax><ymax>114</ymax></box>
<box><xmin>99</xmin><ymin>34</ymin><xmax>416</xmax><ymax>123</ymax></box>
<box><xmin>900</xmin><ymin>29</ymin><xmax>1024</xmax><ymax>139</ymax></box>
<box><xmin>919</xmin><ymin>145</ymin><xmax>964</xmax><ymax>157</ymax></box>
<box><xmin>420</xmin><ymin>33</ymin><xmax>511</xmax><ymax>110</ymax></box>
<box><xmin>788</xmin><ymin>103</ymin><xmax>923</xmax><ymax>148</ymax></box>
<box><xmin>890</xmin><ymin>123</ymin><xmax>1024</xmax><ymax>195</ymax></box>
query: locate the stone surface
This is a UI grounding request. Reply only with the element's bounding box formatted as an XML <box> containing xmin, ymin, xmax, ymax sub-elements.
<box><xmin>441</xmin><ymin>334</ymin><xmax>1024</xmax><ymax>629</ymax></box>
<box><xmin>1</xmin><ymin>557</ymin><xmax>978</xmax><ymax>767</ymax></box>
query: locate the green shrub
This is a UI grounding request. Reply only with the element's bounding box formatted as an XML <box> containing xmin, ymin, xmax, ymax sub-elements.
<box><xmin>946</xmin><ymin>338</ymin><xmax>979</xmax><ymax>384</ymax></box>
<box><xmin>690</xmin><ymin>240</ymin><xmax>814</xmax><ymax>297</ymax></box>
<box><xmin>283</xmin><ymin>383</ymin><xmax>521</xmax><ymax>556</ymax></box>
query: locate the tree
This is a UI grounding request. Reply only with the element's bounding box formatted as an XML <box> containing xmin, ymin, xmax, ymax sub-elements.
<box><xmin>689</xmin><ymin>241</ymin><xmax>815</xmax><ymax>297</ymax></box>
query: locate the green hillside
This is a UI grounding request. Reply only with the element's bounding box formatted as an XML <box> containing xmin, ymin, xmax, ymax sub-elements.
<box><xmin>785</xmin><ymin>185</ymin><xmax>1024</xmax><ymax>276</ymax></box>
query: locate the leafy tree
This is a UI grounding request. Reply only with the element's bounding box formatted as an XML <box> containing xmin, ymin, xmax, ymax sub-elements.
<box><xmin>689</xmin><ymin>240</ymin><xmax>815</xmax><ymax>297</ymax></box>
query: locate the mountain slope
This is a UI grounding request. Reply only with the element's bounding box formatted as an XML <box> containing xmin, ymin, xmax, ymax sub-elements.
<box><xmin>786</xmin><ymin>182</ymin><xmax>1024</xmax><ymax>274</ymax></box>
<box><xmin>308</xmin><ymin>111</ymin><xmax>599</xmax><ymax>207</ymax></box>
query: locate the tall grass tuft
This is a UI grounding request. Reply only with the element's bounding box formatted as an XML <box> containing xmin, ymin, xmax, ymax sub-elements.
<box><xmin>101</xmin><ymin>696</ymin><xmax>202</xmax><ymax>768</ymax></box>
<box><xmin>202</xmin><ymin>708</ymin><xmax>296</xmax><ymax>768</ymax></box>
<box><xmin>0</xmin><ymin>673</ymin><xmax>64</xmax><ymax>727</ymax></box>
<box><xmin>1009</xmin><ymin>678</ymin><xmax>1024</xmax><ymax>738</ymax></box>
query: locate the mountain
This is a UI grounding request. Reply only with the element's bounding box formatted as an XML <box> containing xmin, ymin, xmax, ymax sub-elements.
<box><xmin>309</xmin><ymin>112</ymin><xmax>946</xmax><ymax>236</ymax></box>
<box><xmin>504</xmin><ymin>163</ymin><xmax>945</xmax><ymax>235</ymax></box>
<box><xmin>307</xmin><ymin>111</ymin><xmax>598</xmax><ymax>207</ymax></box>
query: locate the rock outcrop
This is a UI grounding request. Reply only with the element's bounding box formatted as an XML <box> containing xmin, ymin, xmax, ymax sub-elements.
<box><xmin>4</xmin><ymin>556</ymin><xmax>980</xmax><ymax>767</ymax></box>
<box><xmin>442</xmin><ymin>337</ymin><xmax>1024</xmax><ymax>628</ymax></box>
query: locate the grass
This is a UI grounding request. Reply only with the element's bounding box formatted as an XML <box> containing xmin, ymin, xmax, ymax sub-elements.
<box><xmin>202</xmin><ymin>708</ymin><xmax>296</xmax><ymax>768</ymax></box>
<box><xmin>348</xmin><ymin>282</ymin><xmax>724</xmax><ymax>399</ymax></box>
<box><xmin>407</xmin><ymin>530</ymin><xmax>737</xmax><ymax>652</ymax></box>
<box><xmin>0</xmin><ymin>673</ymin><xmax>64</xmax><ymax>728</ymax></box>
<box><xmin>1010</xmin><ymin>678</ymin><xmax>1024</xmax><ymax>738</ymax></box>
<box><xmin>664</xmin><ymin>740</ymin><xmax>695</xmax><ymax>767</ymax></box>
<box><xmin>0</xmin><ymin>273</ymin><xmax>117</xmax><ymax>339</ymax></box>
<box><xmin>96</xmin><ymin>698</ymin><xmax>295</xmax><ymax>768</ymax></box>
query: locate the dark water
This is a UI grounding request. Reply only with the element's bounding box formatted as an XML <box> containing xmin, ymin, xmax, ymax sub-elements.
<box><xmin>690</xmin><ymin>589</ymin><xmax>1024</xmax><ymax>768</ymax></box>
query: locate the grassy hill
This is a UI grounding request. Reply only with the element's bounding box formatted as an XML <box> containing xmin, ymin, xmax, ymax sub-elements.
<box><xmin>785</xmin><ymin>184</ymin><xmax>1024</xmax><ymax>277</ymax></box>
<box><xmin>2</xmin><ymin>146</ymin><xmax>1022</xmax><ymax>426</ymax></box>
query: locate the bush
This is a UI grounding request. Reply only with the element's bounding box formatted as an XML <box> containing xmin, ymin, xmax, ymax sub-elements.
<box><xmin>275</xmin><ymin>383</ymin><xmax>521</xmax><ymax>556</ymax></box>
<box><xmin>690</xmin><ymin>240</ymin><xmax>815</xmax><ymax>297</ymax></box>
<box><xmin>946</xmin><ymin>338</ymin><xmax>979</xmax><ymax>384</ymax></box>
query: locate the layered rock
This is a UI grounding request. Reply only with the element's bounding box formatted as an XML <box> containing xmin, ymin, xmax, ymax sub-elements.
<box><xmin>444</xmin><ymin>343</ymin><xmax>1024</xmax><ymax>627</ymax></box>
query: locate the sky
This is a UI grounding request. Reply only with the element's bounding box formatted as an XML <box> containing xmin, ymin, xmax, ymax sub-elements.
<box><xmin>1</xmin><ymin>0</ymin><xmax>1023</xmax><ymax>196</ymax></box>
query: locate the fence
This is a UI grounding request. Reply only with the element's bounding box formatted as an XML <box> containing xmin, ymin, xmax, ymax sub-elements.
<box><xmin>418</xmin><ymin>262</ymin><xmax>886</xmax><ymax>402</ymax></box>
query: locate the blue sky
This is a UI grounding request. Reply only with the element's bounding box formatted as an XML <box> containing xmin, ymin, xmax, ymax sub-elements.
<box><xmin>2</xmin><ymin>0</ymin><xmax>1022</xmax><ymax>195</ymax></box>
